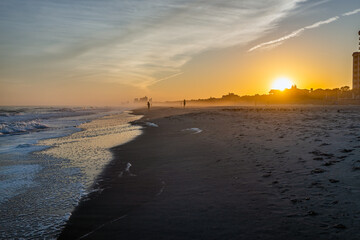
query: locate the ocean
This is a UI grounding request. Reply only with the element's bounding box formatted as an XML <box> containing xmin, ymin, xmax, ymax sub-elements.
<box><xmin>0</xmin><ymin>106</ymin><xmax>142</xmax><ymax>239</ymax></box>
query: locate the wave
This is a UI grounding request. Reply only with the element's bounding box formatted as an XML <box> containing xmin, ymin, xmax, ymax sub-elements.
<box><xmin>0</xmin><ymin>109</ymin><xmax>25</xmax><ymax>117</ymax></box>
<box><xmin>0</xmin><ymin>120</ymin><xmax>49</xmax><ymax>135</ymax></box>
<box><xmin>0</xmin><ymin>107</ymin><xmax>114</xmax><ymax>127</ymax></box>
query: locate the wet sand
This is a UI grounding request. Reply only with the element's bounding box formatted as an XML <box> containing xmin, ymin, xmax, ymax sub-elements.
<box><xmin>59</xmin><ymin>106</ymin><xmax>360</xmax><ymax>239</ymax></box>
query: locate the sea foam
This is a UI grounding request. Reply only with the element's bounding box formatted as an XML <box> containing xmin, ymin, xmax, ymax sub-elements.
<box><xmin>0</xmin><ymin>107</ymin><xmax>142</xmax><ymax>239</ymax></box>
<box><xmin>146</xmin><ymin>122</ymin><xmax>159</xmax><ymax>127</ymax></box>
<box><xmin>182</xmin><ymin>128</ymin><xmax>203</xmax><ymax>134</ymax></box>
<box><xmin>0</xmin><ymin>121</ymin><xmax>48</xmax><ymax>135</ymax></box>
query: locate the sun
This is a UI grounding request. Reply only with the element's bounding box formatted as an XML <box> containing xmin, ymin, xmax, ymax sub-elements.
<box><xmin>271</xmin><ymin>77</ymin><xmax>294</xmax><ymax>91</ymax></box>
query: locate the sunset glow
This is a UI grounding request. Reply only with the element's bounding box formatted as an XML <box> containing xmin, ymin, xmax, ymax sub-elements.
<box><xmin>0</xmin><ymin>1</ymin><xmax>359</xmax><ymax>105</ymax></box>
<box><xmin>271</xmin><ymin>77</ymin><xmax>294</xmax><ymax>91</ymax></box>
<box><xmin>2</xmin><ymin>1</ymin><xmax>360</xmax><ymax>239</ymax></box>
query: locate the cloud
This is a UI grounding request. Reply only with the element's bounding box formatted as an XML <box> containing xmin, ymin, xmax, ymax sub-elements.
<box><xmin>249</xmin><ymin>16</ymin><xmax>339</xmax><ymax>52</ymax></box>
<box><xmin>0</xmin><ymin>0</ymin><xmax>306</xmax><ymax>88</ymax></box>
<box><xmin>248</xmin><ymin>28</ymin><xmax>306</xmax><ymax>52</ymax></box>
<box><xmin>249</xmin><ymin>6</ymin><xmax>360</xmax><ymax>52</ymax></box>
<box><xmin>146</xmin><ymin>72</ymin><xmax>183</xmax><ymax>87</ymax></box>
<box><xmin>305</xmin><ymin>16</ymin><xmax>339</xmax><ymax>29</ymax></box>
<box><xmin>342</xmin><ymin>8</ymin><xmax>360</xmax><ymax>16</ymax></box>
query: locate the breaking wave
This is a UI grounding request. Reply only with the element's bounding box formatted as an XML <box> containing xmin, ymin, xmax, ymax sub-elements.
<box><xmin>0</xmin><ymin>120</ymin><xmax>49</xmax><ymax>135</ymax></box>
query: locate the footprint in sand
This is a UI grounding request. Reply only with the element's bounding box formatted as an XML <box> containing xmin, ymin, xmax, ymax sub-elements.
<box><xmin>329</xmin><ymin>179</ymin><xmax>339</xmax><ymax>183</ymax></box>
<box><xmin>262</xmin><ymin>173</ymin><xmax>272</xmax><ymax>178</ymax></box>
<box><xmin>333</xmin><ymin>224</ymin><xmax>346</xmax><ymax>229</ymax></box>
<box><xmin>307</xmin><ymin>211</ymin><xmax>318</xmax><ymax>216</ymax></box>
<box><xmin>323</xmin><ymin>161</ymin><xmax>337</xmax><ymax>166</ymax></box>
<box><xmin>340</xmin><ymin>148</ymin><xmax>353</xmax><ymax>153</ymax></box>
<box><xmin>309</xmin><ymin>150</ymin><xmax>334</xmax><ymax>159</ymax></box>
<box><xmin>311</xmin><ymin>168</ymin><xmax>326</xmax><ymax>174</ymax></box>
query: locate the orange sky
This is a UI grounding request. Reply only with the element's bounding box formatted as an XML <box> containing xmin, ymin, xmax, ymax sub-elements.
<box><xmin>0</xmin><ymin>1</ymin><xmax>359</xmax><ymax>106</ymax></box>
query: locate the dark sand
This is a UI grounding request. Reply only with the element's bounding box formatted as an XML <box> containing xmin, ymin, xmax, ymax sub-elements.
<box><xmin>59</xmin><ymin>106</ymin><xmax>360</xmax><ymax>239</ymax></box>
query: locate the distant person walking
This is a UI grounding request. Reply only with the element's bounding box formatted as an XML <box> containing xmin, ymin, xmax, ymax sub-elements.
<box><xmin>183</xmin><ymin>99</ymin><xmax>186</xmax><ymax>108</ymax></box>
<box><xmin>147</xmin><ymin>101</ymin><xmax>150</xmax><ymax>110</ymax></box>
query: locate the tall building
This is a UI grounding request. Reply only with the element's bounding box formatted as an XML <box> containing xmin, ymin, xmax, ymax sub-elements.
<box><xmin>353</xmin><ymin>52</ymin><xmax>360</xmax><ymax>96</ymax></box>
<box><xmin>353</xmin><ymin>31</ymin><xmax>360</xmax><ymax>98</ymax></box>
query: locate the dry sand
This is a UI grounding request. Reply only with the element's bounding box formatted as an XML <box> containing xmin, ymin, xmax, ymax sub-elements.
<box><xmin>59</xmin><ymin>106</ymin><xmax>360</xmax><ymax>239</ymax></box>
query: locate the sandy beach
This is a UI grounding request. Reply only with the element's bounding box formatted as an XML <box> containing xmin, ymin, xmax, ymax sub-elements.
<box><xmin>59</xmin><ymin>106</ymin><xmax>360</xmax><ymax>240</ymax></box>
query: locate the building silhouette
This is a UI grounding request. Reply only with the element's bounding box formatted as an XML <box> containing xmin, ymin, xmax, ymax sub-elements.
<box><xmin>353</xmin><ymin>31</ymin><xmax>360</xmax><ymax>98</ymax></box>
<box><xmin>134</xmin><ymin>96</ymin><xmax>148</xmax><ymax>103</ymax></box>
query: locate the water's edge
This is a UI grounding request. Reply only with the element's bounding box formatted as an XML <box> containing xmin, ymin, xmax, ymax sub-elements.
<box><xmin>0</xmin><ymin>108</ymin><xmax>143</xmax><ymax>239</ymax></box>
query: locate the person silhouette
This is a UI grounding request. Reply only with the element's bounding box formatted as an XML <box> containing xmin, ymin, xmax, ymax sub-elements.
<box><xmin>183</xmin><ymin>99</ymin><xmax>186</xmax><ymax>108</ymax></box>
<box><xmin>147</xmin><ymin>101</ymin><xmax>150</xmax><ymax>110</ymax></box>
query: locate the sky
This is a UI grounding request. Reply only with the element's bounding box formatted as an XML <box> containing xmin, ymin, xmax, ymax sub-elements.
<box><xmin>0</xmin><ymin>0</ymin><xmax>359</xmax><ymax>106</ymax></box>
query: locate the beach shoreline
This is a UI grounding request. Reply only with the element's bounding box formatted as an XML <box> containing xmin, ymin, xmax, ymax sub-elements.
<box><xmin>59</xmin><ymin>106</ymin><xmax>360</xmax><ymax>239</ymax></box>
<box><xmin>0</xmin><ymin>106</ymin><xmax>141</xmax><ymax>239</ymax></box>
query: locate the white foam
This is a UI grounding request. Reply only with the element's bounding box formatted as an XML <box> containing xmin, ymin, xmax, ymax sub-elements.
<box><xmin>36</xmin><ymin>112</ymin><xmax>142</xmax><ymax>190</ymax></box>
<box><xmin>145</xmin><ymin>122</ymin><xmax>159</xmax><ymax>127</ymax></box>
<box><xmin>182</xmin><ymin>128</ymin><xmax>202</xmax><ymax>134</ymax></box>
<box><xmin>125</xmin><ymin>162</ymin><xmax>132</xmax><ymax>172</ymax></box>
<box><xmin>124</xmin><ymin>162</ymin><xmax>136</xmax><ymax>177</ymax></box>
<box><xmin>0</xmin><ymin>107</ymin><xmax>139</xmax><ymax>239</ymax></box>
<box><xmin>0</xmin><ymin>121</ymin><xmax>48</xmax><ymax>134</ymax></box>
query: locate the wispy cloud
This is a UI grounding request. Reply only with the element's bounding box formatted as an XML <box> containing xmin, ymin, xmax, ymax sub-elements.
<box><xmin>305</xmin><ymin>16</ymin><xmax>339</xmax><ymax>29</ymax></box>
<box><xmin>147</xmin><ymin>72</ymin><xmax>184</xmax><ymax>87</ymax></box>
<box><xmin>248</xmin><ymin>28</ymin><xmax>306</xmax><ymax>52</ymax></box>
<box><xmin>0</xmin><ymin>0</ymin><xmax>307</xmax><ymax>88</ymax></box>
<box><xmin>342</xmin><ymin>8</ymin><xmax>360</xmax><ymax>16</ymax></box>
<box><xmin>249</xmin><ymin>7</ymin><xmax>360</xmax><ymax>52</ymax></box>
